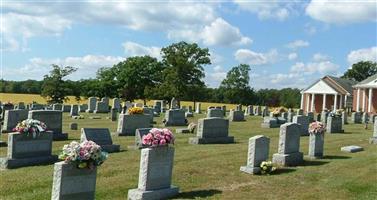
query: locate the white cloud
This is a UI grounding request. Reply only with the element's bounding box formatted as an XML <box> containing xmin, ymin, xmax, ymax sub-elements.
<box><xmin>234</xmin><ymin>49</ymin><xmax>279</xmax><ymax>65</ymax></box>
<box><xmin>288</xmin><ymin>53</ymin><xmax>298</xmax><ymax>60</ymax></box>
<box><xmin>168</xmin><ymin>18</ymin><xmax>252</xmax><ymax>46</ymax></box>
<box><xmin>347</xmin><ymin>46</ymin><xmax>377</xmax><ymax>64</ymax></box>
<box><xmin>312</xmin><ymin>53</ymin><xmax>330</xmax><ymax>62</ymax></box>
<box><xmin>205</xmin><ymin>65</ymin><xmax>227</xmax><ymax>87</ymax></box>
<box><xmin>122</xmin><ymin>42</ymin><xmax>161</xmax><ymax>59</ymax></box>
<box><xmin>290</xmin><ymin>61</ymin><xmax>339</xmax><ymax>75</ymax></box>
<box><xmin>286</xmin><ymin>40</ymin><xmax>310</xmax><ymax>49</ymax></box>
<box><xmin>306</xmin><ymin>0</ymin><xmax>377</xmax><ymax>24</ymax></box>
<box><xmin>4</xmin><ymin>55</ymin><xmax>125</xmax><ymax>80</ymax></box>
<box><xmin>201</xmin><ymin>18</ymin><xmax>252</xmax><ymax>46</ymax></box>
<box><xmin>234</xmin><ymin>0</ymin><xmax>297</xmax><ymax>21</ymax></box>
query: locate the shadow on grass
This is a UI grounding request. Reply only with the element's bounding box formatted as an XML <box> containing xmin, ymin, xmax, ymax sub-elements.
<box><xmin>323</xmin><ymin>155</ymin><xmax>351</xmax><ymax>159</ymax></box>
<box><xmin>302</xmin><ymin>160</ymin><xmax>329</xmax><ymax>166</ymax></box>
<box><xmin>174</xmin><ymin>189</ymin><xmax>222</xmax><ymax>199</ymax></box>
<box><xmin>272</xmin><ymin>168</ymin><xmax>296</xmax><ymax>175</ymax></box>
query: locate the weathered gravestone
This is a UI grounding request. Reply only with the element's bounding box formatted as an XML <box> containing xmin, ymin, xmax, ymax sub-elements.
<box><xmin>0</xmin><ymin>131</ymin><xmax>57</xmax><ymax>169</ymax></box>
<box><xmin>321</xmin><ymin>111</ymin><xmax>329</xmax><ymax>124</ymax></box>
<box><xmin>189</xmin><ymin>118</ymin><xmax>234</xmax><ymax>144</ymax></box>
<box><xmin>86</xmin><ymin>97</ymin><xmax>97</xmax><ymax>113</ymax></box>
<box><xmin>341</xmin><ymin>145</ymin><xmax>364</xmax><ymax>153</ymax></box>
<box><xmin>293</xmin><ymin>115</ymin><xmax>309</xmax><ymax>136</ymax></box>
<box><xmin>51</xmin><ymin>161</ymin><xmax>97</xmax><ymax>200</ymax></box>
<box><xmin>207</xmin><ymin>108</ymin><xmax>224</xmax><ymax>118</ymax></box>
<box><xmin>369</xmin><ymin>120</ymin><xmax>377</xmax><ymax>144</ymax></box>
<box><xmin>245</xmin><ymin>105</ymin><xmax>254</xmax><ymax>116</ymax></box>
<box><xmin>261</xmin><ymin>117</ymin><xmax>286</xmax><ymax>128</ymax></box>
<box><xmin>236</xmin><ymin>104</ymin><xmax>242</xmax><ymax>111</ymax></box>
<box><xmin>143</xmin><ymin>107</ymin><xmax>154</xmax><ymax>123</ymax></box>
<box><xmin>362</xmin><ymin>112</ymin><xmax>369</xmax><ymax>123</ymax></box>
<box><xmin>101</xmin><ymin>97</ymin><xmax>110</xmax><ymax>106</ymax></box>
<box><xmin>170</xmin><ymin>97</ymin><xmax>179</xmax><ymax>109</ymax></box>
<box><xmin>341</xmin><ymin>111</ymin><xmax>348</xmax><ymax>125</ymax></box>
<box><xmin>70</xmin><ymin>123</ymin><xmax>78</xmax><ymax>130</ymax></box>
<box><xmin>81</xmin><ymin>128</ymin><xmax>120</xmax><ymax>153</ymax></box>
<box><xmin>17</xmin><ymin>102</ymin><xmax>25</xmax><ymax>109</ymax></box>
<box><xmin>62</xmin><ymin>105</ymin><xmax>70</xmax><ymax>112</ymax></box>
<box><xmin>262</xmin><ymin>107</ymin><xmax>269</xmax><ymax>117</ymax></box>
<box><xmin>351</xmin><ymin>112</ymin><xmax>362</xmax><ymax>124</ymax></box>
<box><xmin>53</xmin><ymin>104</ymin><xmax>62</xmax><ymax>111</ymax></box>
<box><xmin>229</xmin><ymin>110</ymin><xmax>245</xmax><ymax>121</ymax></box>
<box><xmin>272</xmin><ymin>123</ymin><xmax>303</xmax><ymax>166</ymax></box>
<box><xmin>70</xmin><ymin>105</ymin><xmax>79</xmax><ymax>116</ymax></box>
<box><xmin>94</xmin><ymin>101</ymin><xmax>109</xmax><ymax>113</ymax></box>
<box><xmin>255</xmin><ymin>106</ymin><xmax>262</xmax><ymax>116</ymax></box>
<box><xmin>79</xmin><ymin>104</ymin><xmax>88</xmax><ymax>113</ymax></box>
<box><xmin>2</xmin><ymin>109</ymin><xmax>28</xmax><ymax>133</ymax></box>
<box><xmin>164</xmin><ymin>109</ymin><xmax>186</xmax><ymax>126</ymax></box>
<box><xmin>308</xmin><ymin>133</ymin><xmax>325</xmax><ymax>159</ymax></box>
<box><xmin>195</xmin><ymin>102</ymin><xmax>201</xmax><ymax>114</ymax></box>
<box><xmin>240</xmin><ymin>135</ymin><xmax>270</xmax><ymax>174</ymax></box>
<box><xmin>326</xmin><ymin>116</ymin><xmax>344</xmax><ymax>133</ymax></box>
<box><xmin>110</xmin><ymin>108</ymin><xmax>117</xmax><ymax>121</ymax></box>
<box><xmin>28</xmin><ymin>110</ymin><xmax>68</xmax><ymax>140</ymax></box>
<box><xmin>128</xmin><ymin>146</ymin><xmax>179</xmax><ymax>200</ymax></box>
<box><xmin>112</xmin><ymin>98</ymin><xmax>121</xmax><ymax>112</ymax></box>
<box><xmin>117</xmin><ymin>114</ymin><xmax>150</xmax><ymax>136</ymax></box>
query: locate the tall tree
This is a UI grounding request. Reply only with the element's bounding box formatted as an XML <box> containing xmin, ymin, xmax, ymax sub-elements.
<box><xmin>41</xmin><ymin>64</ymin><xmax>77</xmax><ymax>104</ymax></box>
<box><xmin>158</xmin><ymin>41</ymin><xmax>211</xmax><ymax>101</ymax></box>
<box><xmin>113</xmin><ymin>56</ymin><xmax>164</xmax><ymax>102</ymax></box>
<box><xmin>341</xmin><ymin>61</ymin><xmax>377</xmax><ymax>81</ymax></box>
<box><xmin>219</xmin><ymin>64</ymin><xmax>255</xmax><ymax>104</ymax></box>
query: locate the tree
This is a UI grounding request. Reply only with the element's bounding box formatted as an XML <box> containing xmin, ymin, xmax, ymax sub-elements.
<box><xmin>341</xmin><ymin>61</ymin><xmax>377</xmax><ymax>81</ymax></box>
<box><xmin>113</xmin><ymin>56</ymin><xmax>164</xmax><ymax>102</ymax></box>
<box><xmin>219</xmin><ymin>64</ymin><xmax>255</xmax><ymax>104</ymax></box>
<box><xmin>41</xmin><ymin>64</ymin><xmax>77</xmax><ymax>104</ymax></box>
<box><xmin>158</xmin><ymin>41</ymin><xmax>211</xmax><ymax>102</ymax></box>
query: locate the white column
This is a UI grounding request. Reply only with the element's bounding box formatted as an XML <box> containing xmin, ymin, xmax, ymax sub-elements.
<box><xmin>362</xmin><ymin>89</ymin><xmax>366</xmax><ymax>112</ymax></box>
<box><xmin>333</xmin><ymin>94</ymin><xmax>338</xmax><ymax>112</ymax></box>
<box><xmin>340</xmin><ymin>95</ymin><xmax>343</xmax><ymax>109</ymax></box>
<box><xmin>344</xmin><ymin>95</ymin><xmax>348</xmax><ymax>108</ymax></box>
<box><xmin>322</xmin><ymin>94</ymin><xmax>327</xmax><ymax>110</ymax></box>
<box><xmin>300</xmin><ymin>94</ymin><xmax>304</xmax><ymax>109</ymax></box>
<box><xmin>311</xmin><ymin>94</ymin><xmax>315</xmax><ymax>112</ymax></box>
<box><xmin>306</xmin><ymin>94</ymin><xmax>310</xmax><ymax>112</ymax></box>
<box><xmin>368</xmin><ymin>88</ymin><xmax>373</xmax><ymax>113</ymax></box>
<box><xmin>356</xmin><ymin>88</ymin><xmax>360</xmax><ymax>112</ymax></box>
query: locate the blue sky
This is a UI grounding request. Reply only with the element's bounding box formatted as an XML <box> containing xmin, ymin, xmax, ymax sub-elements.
<box><xmin>1</xmin><ymin>0</ymin><xmax>376</xmax><ymax>89</ymax></box>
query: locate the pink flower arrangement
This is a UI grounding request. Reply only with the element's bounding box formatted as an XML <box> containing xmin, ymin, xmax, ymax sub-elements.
<box><xmin>308</xmin><ymin>121</ymin><xmax>326</xmax><ymax>135</ymax></box>
<box><xmin>142</xmin><ymin>128</ymin><xmax>175</xmax><ymax>147</ymax></box>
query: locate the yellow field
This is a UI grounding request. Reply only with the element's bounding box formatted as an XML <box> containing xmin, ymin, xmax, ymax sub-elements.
<box><xmin>0</xmin><ymin>93</ymin><xmax>244</xmax><ymax>110</ymax></box>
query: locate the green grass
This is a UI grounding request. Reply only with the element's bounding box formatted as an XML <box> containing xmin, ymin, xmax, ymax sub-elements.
<box><xmin>1</xmin><ymin>113</ymin><xmax>376</xmax><ymax>200</ymax></box>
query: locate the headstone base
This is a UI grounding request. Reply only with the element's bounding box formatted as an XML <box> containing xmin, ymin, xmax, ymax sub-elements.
<box><xmin>341</xmin><ymin>145</ymin><xmax>364</xmax><ymax>153</ymax></box>
<box><xmin>240</xmin><ymin>166</ymin><xmax>260</xmax><ymax>174</ymax></box>
<box><xmin>308</xmin><ymin>153</ymin><xmax>323</xmax><ymax>159</ymax></box>
<box><xmin>0</xmin><ymin>141</ymin><xmax>7</xmax><ymax>147</ymax></box>
<box><xmin>101</xmin><ymin>144</ymin><xmax>120</xmax><ymax>153</ymax></box>
<box><xmin>272</xmin><ymin>152</ymin><xmax>303</xmax><ymax>166</ymax></box>
<box><xmin>53</xmin><ymin>133</ymin><xmax>68</xmax><ymax>141</ymax></box>
<box><xmin>188</xmin><ymin>136</ymin><xmax>234</xmax><ymax>144</ymax></box>
<box><xmin>128</xmin><ymin>185</ymin><xmax>179</xmax><ymax>200</ymax></box>
<box><xmin>85</xmin><ymin>110</ymin><xmax>94</xmax><ymax>113</ymax></box>
<box><xmin>0</xmin><ymin>155</ymin><xmax>58</xmax><ymax>169</ymax></box>
<box><xmin>369</xmin><ymin>137</ymin><xmax>377</xmax><ymax>144</ymax></box>
<box><xmin>176</xmin><ymin>128</ymin><xmax>190</xmax><ymax>134</ymax></box>
<box><xmin>261</xmin><ymin>122</ymin><xmax>280</xmax><ymax>128</ymax></box>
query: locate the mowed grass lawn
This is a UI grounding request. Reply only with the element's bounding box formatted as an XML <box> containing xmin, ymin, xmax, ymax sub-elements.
<box><xmin>1</xmin><ymin>112</ymin><xmax>376</xmax><ymax>200</ymax></box>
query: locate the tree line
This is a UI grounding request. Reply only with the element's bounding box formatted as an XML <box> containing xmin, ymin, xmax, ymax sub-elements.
<box><xmin>1</xmin><ymin>41</ymin><xmax>376</xmax><ymax>108</ymax></box>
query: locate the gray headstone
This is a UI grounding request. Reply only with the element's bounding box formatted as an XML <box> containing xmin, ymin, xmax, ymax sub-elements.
<box><xmin>111</xmin><ymin>108</ymin><xmax>117</xmax><ymax>121</ymax></box>
<box><xmin>326</xmin><ymin>116</ymin><xmax>344</xmax><ymax>133</ymax></box>
<box><xmin>62</xmin><ymin>105</ymin><xmax>71</xmax><ymax>112</ymax></box>
<box><xmin>307</xmin><ymin>112</ymin><xmax>314</xmax><ymax>123</ymax></box>
<box><xmin>70</xmin><ymin>123</ymin><xmax>78</xmax><ymax>130</ymax></box>
<box><xmin>296</xmin><ymin>109</ymin><xmax>304</xmax><ymax>116</ymax></box>
<box><xmin>112</xmin><ymin>98</ymin><xmax>121</xmax><ymax>112</ymax></box>
<box><xmin>28</xmin><ymin>110</ymin><xmax>67</xmax><ymax>140</ymax></box>
<box><xmin>362</xmin><ymin>112</ymin><xmax>369</xmax><ymax>123</ymax></box>
<box><xmin>79</xmin><ymin>104</ymin><xmax>88</xmax><ymax>113</ymax></box>
<box><xmin>86</xmin><ymin>97</ymin><xmax>97</xmax><ymax>113</ymax></box>
<box><xmin>164</xmin><ymin>109</ymin><xmax>186</xmax><ymax>126</ymax></box>
<box><xmin>341</xmin><ymin>111</ymin><xmax>348</xmax><ymax>125</ymax></box>
<box><xmin>207</xmin><ymin>108</ymin><xmax>224</xmax><ymax>118</ymax></box>
<box><xmin>229</xmin><ymin>110</ymin><xmax>245</xmax><ymax>121</ymax></box>
<box><xmin>240</xmin><ymin>135</ymin><xmax>270</xmax><ymax>174</ymax></box>
<box><xmin>51</xmin><ymin>161</ymin><xmax>97</xmax><ymax>200</ymax></box>
<box><xmin>17</xmin><ymin>102</ymin><xmax>25</xmax><ymax>109</ymax></box>
<box><xmin>0</xmin><ymin>131</ymin><xmax>57</xmax><ymax>169</ymax></box>
<box><xmin>2</xmin><ymin>110</ymin><xmax>28</xmax><ymax>133</ymax></box>
<box><xmin>195</xmin><ymin>102</ymin><xmax>201</xmax><ymax>114</ymax></box>
<box><xmin>369</xmin><ymin>120</ymin><xmax>377</xmax><ymax>144</ymax></box>
<box><xmin>255</xmin><ymin>106</ymin><xmax>262</xmax><ymax>116</ymax></box>
<box><xmin>308</xmin><ymin>133</ymin><xmax>324</xmax><ymax>158</ymax></box>
<box><xmin>128</xmin><ymin>147</ymin><xmax>179</xmax><ymax>200</ymax></box>
<box><xmin>81</xmin><ymin>128</ymin><xmax>120</xmax><ymax>153</ymax></box>
<box><xmin>287</xmin><ymin>111</ymin><xmax>295</xmax><ymax>123</ymax></box>
<box><xmin>70</xmin><ymin>105</ymin><xmax>79</xmax><ymax>116</ymax></box>
<box><xmin>135</xmin><ymin>128</ymin><xmax>152</xmax><ymax>149</ymax></box>
<box><xmin>170</xmin><ymin>97</ymin><xmax>178</xmax><ymax>109</ymax></box>
<box><xmin>117</xmin><ymin>114</ymin><xmax>151</xmax><ymax>136</ymax></box>
<box><xmin>189</xmin><ymin>117</ymin><xmax>234</xmax><ymax>144</ymax></box>
<box><xmin>94</xmin><ymin>101</ymin><xmax>109</xmax><ymax>113</ymax></box>
<box><xmin>351</xmin><ymin>112</ymin><xmax>362</xmax><ymax>124</ymax></box>
<box><xmin>143</xmin><ymin>107</ymin><xmax>154</xmax><ymax>123</ymax></box>
<box><xmin>272</xmin><ymin>123</ymin><xmax>303</xmax><ymax>166</ymax></box>
<box><xmin>53</xmin><ymin>104</ymin><xmax>62</xmax><ymax>111</ymax></box>
<box><xmin>293</xmin><ymin>115</ymin><xmax>309</xmax><ymax>136</ymax></box>
<box><xmin>101</xmin><ymin>97</ymin><xmax>110</xmax><ymax>106</ymax></box>
<box><xmin>245</xmin><ymin>105</ymin><xmax>254</xmax><ymax>116</ymax></box>
<box><xmin>321</xmin><ymin>111</ymin><xmax>329</xmax><ymax>124</ymax></box>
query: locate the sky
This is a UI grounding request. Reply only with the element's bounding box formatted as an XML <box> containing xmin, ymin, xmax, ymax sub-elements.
<box><xmin>1</xmin><ymin>0</ymin><xmax>376</xmax><ymax>90</ymax></box>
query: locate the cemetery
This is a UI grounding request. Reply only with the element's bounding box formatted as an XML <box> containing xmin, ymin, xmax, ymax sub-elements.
<box><xmin>1</xmin><ymin>1</ymin><xmax>376</xmax><ymax>199</ymax></box>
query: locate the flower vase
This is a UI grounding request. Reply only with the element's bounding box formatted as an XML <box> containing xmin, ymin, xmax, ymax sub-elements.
<box><xmin>308</xmin><ymin>133</ymin><xmax>324</xmax><ymax>159</ymax></box>
<box><xmin>51</xmin><ymin>161</ymin><xmax>97</xmax><ymax>200</ymax></box>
